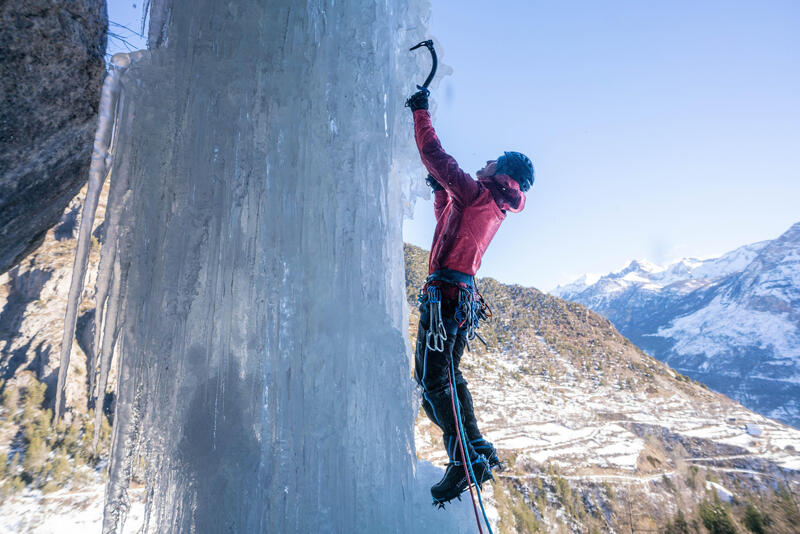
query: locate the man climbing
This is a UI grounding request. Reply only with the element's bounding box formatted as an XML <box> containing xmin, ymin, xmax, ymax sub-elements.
<box><xmin>406</xmin><ymin>87</ymin><xmax>533</xmax><ymax>505</ymax></box>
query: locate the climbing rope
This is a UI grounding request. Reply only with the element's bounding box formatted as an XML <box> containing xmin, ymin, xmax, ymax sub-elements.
<box><xmin>447</xmin><ymin>358</ymin><xmax>484</xmax><ymax>534</ymax></box>
<box><xmin>449</xmin><ymin>279</ymin><xmax>495</xmax><ymax>533</ymax></box>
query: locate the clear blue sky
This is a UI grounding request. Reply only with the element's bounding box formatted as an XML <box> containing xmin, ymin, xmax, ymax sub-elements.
<box><xmin>107</xmin><ymin>1</ymin><xmax>800</xmax><ymax>291</ymax></box>
<box><xmin>405</xmin><ymin>0</ymin><xmax>800</xmax><ymax>290</ymax></box>
<box><xmin>105</xmin><ymin>1</ymin><xmax>146</xmax><ymax>57</ymax></box>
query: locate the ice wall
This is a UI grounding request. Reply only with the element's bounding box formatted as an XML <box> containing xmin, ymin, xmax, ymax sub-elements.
<box><xmin>98</xmin><ymin>1</ymin><xmax>476</xmax><ymax>532</ymax></box>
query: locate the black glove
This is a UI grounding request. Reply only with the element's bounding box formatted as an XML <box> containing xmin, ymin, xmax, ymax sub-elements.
<box><xmin>425</xmin><ymin>174</ymin><xmax>444</xmax><ymax>192</ymax></box>
<box><xmin>405</xmin><ymin>88</ymin><xmax>430</xmax><ymax>111</ymax></box>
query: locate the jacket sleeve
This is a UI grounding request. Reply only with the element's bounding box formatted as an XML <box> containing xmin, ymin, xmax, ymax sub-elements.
<box><xmin>413</xmin><ymin>109</ymin><xmax>479</xmax><ymax>207</ymax></box>
<box><xmin>433</xmin><ymin>189</ymin><xmax>448</xmax><ymax>221</ymax></box>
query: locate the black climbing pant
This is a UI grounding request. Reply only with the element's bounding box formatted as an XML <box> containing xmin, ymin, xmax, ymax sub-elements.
<box><xmin>414</xmin><ymin>294</ymin><xmax>495</xmax><ymax>464</ymax></box>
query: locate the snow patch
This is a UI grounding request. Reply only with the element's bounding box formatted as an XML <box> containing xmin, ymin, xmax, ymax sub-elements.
<box><xmin>656</xmin><ymin>295</ymin><xmax>800</xmax><ymax>363</ymax></box>
<box><xmin>705</xmin><ymin>481</ymin><xmax>734</xmax><ymax>503</ymax></box>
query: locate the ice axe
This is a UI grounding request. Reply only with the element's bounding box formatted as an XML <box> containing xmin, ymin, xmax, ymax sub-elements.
<box><xmin>409</xmin><ymin>39</ymin><xmax>438</xmax><ymax>91</ymax></box>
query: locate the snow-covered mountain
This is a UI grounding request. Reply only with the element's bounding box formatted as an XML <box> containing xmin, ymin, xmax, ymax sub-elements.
<box><xmin>553</xmin><ymin>222</ymin><xmax>800</xmax><ymax>428</ymax></box>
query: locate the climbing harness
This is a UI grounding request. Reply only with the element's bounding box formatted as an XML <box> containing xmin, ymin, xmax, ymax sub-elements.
<box><xmin>424</xmin><ymin>269</ymin><xmax>493</xmax><ymax>349</ymax></box>
<box><xmin>418</xmin><ymin>270</ymin><xmax>494</xmax><ymax>354</ymax></box>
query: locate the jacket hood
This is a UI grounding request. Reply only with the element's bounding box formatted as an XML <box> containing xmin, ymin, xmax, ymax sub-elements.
<box><xmin>479</xmin><ymin>173</ymin><xmax>526</xmax><ymax>213</ymax></box>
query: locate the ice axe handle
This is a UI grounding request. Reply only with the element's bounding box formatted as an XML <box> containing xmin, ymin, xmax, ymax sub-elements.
<box><xmin>409</xmin><ymin>40</ymin><xmax>438</xmax><ymax>90</ymax></box>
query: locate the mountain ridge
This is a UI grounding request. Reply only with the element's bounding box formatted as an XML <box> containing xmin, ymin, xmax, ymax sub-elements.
<box><xmin>553</xmin><ymin>222</ymin><xmax>800</xmax><ymax>428</ymax></box>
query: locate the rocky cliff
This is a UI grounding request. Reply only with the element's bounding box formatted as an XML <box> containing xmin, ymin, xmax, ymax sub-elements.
<box><xmin>0</xmin><ymin>0</ymin><xmax>107</xmax><ymax>275</ymax></box>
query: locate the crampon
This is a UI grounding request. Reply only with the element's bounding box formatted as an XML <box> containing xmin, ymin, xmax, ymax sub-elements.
<box><xmin>431</xmin><ymin>459</ymin><xmax>494</xmax><ymax>509</ymax></box>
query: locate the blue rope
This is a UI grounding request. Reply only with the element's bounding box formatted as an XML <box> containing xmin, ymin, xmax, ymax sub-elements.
<box><xmin>451</xmin><ymin>356</ymin><xmax>494</xmax><ymax>534</ymax></box>
<box><xmin>422</xmin><ymin>343</ymin><xmax>429</xmax><ymax>385</ymax></box>
<box><xmin>423</xmin><ymin>391</ymin><xmax>441</xmax><ymax>427</ymax></box>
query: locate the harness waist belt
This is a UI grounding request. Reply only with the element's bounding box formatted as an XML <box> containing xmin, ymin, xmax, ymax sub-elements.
<box><xmin>427</xmin><ymin>268</ymin><xmax>475</xmax><ymax>289</ymax></box>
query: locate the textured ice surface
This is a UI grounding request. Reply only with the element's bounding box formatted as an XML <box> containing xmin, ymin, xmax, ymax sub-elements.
<box><xmin>97</xmin><ymin>1</ymin><xmax>475</xmax><ymax>532</ymax></box>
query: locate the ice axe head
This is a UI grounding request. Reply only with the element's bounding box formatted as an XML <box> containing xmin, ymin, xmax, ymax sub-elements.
<box><xmin>410</xmin><ymin>40</ymin><xmax>438</xmax><ymax>90</ymax></box>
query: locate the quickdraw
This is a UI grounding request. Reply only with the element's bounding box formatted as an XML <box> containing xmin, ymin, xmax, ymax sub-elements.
<box><xmin>456</xmin><ymin>282</ymin><xmax>492</xmax><ymax>350</ymax></box>
<box><xmin>475</xmin><ymin>287</ymin><xmax>492</xmax><ymax>321</ymax></box>
<box><xmin>424</xmin><ymin>285</ymin><xmax>447</xmax><ymax>352</ymax></box>
<box><xmin>455</xmin><ymin>286</ymin><xmax>477</xmax><ymax>338</ymax></box>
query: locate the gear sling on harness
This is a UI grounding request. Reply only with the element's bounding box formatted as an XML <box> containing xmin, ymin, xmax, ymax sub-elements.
<box><xmin>421</xmin><ymin>269</ymin><xmax>491</xmax><ymax>349</ymax></box>
<box><xmin>418</xmin><ymin>269</ymin><xmax>494</xmax><ymax>533</ymax></box>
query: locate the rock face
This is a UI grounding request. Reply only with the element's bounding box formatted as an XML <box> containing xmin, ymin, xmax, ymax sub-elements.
<box><xmin>0</xmin><ymin>0</ymin><xmax>107</xmax><ymax>275</ymax></box>
<box><xmin>0</xmin><ymin>180</ymin><xmax>109</xmax><ymax>411</ymax></box>
<box><xmin>553</xmin><ymin>222</ymin><xmax>800</xmax><ymax>428</ymax></box>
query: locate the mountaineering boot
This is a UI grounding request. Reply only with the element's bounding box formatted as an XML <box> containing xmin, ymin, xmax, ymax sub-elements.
<box><xmin>432</xmin><ymin>429</ymin><xmax>493</xmax><ymax>505</ymax></box>
<box><xmin>431</xmin><ymin>455</ymin><xmax>493</xmax><ymax>505</ymax></box>
<box><xmin>455</xmin><ymin>381</ymin><xmax>503</xmax><ymax>470</ymax></box>
<box><xmin>426</xmin><ymin>388</ymin><xmax>495</xmax><ymax>504</ymax></box>
<box><xmin>473</xmin><ymin>438</ymin><xmax>503</xmax><ymax>471</ymax></box>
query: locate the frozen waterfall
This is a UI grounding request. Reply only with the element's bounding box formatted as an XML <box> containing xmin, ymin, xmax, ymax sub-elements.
<box><xmin>92</xmin><ymin>0</ymin><xmax>480</xmax><ymax>532</ymax></box>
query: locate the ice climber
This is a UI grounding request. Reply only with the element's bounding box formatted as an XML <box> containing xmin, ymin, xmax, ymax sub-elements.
<box><xmin>406</xmin><ymin>88</ymin><xmax>533</xmax><ymax>505</ymax></box>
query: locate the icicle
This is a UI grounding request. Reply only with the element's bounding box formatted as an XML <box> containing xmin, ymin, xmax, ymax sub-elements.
<box><xmin>90</xmin><ymin>81</ymin><xmax>129</xmax><ymax>437</ymax></box>
<box><xmin>93</xmin><ymin>253</ymin><xmax>122</xmax><ymax>451</ymax></box>
<box><xmin>90</xmin><ymin>231</ymin><xmax>114</xmax><ymax>407</ymax></box>
<box><xmin>56</xmin><ymin>53</ymin><xmax>131</xmax><ymax>421</ymax></box>
<box><xmin>89</xmin><ymin>106</ymin><xmax>124</xmax><ymax>411</ymax></box>
<box><xmin>90</xmin><ymin>76</ymin><xmax>126</xmax><ymax>404</ymax></box>
<box><xmin>103</xmin><ymin>339</ymin><xmax>142</xmax><ymax>534</ymax></box>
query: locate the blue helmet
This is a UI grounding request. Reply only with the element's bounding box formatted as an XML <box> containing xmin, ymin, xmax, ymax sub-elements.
<box><xmin>496</xmin><ymin>151</ymin><xmax>534</xmax><ymax>192</ymax></box>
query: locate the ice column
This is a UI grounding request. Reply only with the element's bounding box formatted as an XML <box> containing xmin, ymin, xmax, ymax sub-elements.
<box><xmin>99</xmin><ymin>1</ymin><xmax>469</xmax><ymax>532</ymax></box>
<box><xmin>56</xmin><ymin>53</ymin><xmax>129</xmax><ymax>422</ymax></box>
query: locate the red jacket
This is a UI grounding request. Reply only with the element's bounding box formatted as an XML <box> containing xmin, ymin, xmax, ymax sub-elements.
<box><xmin>413</xmin><ymin>109</ymin><xmax>525</xmax><ymax>276</ymax></box>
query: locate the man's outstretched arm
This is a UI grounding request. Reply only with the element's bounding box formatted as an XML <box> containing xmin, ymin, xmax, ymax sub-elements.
<box><xmin>412</xmin><ymin>108</ymin><xmax>479</xmax><ymax>207</ymax></box>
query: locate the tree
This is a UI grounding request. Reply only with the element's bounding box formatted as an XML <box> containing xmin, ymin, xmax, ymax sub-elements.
<box><xmin>698</xmin><ymin>499</ymin><xmax>737</xmax><ymax>534</ymax></box>
<box><xmin>743</xmin><ymin>502</ymin><xmax>764</xmax><ymax>534</ymax></box>
<box><xmin>663</xmin><ymin>510</ymin><xmax>689</xmax><ymax>534</ymax></box>
<box><xmin>22</xmin><ymin>435</ymin><xmax>48</xmax><ymax>479</ymax></box>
